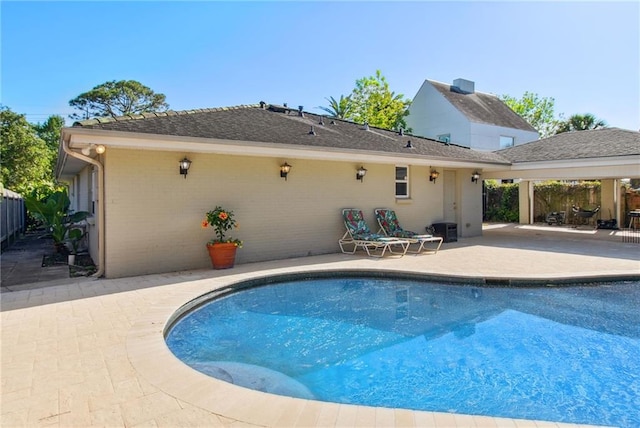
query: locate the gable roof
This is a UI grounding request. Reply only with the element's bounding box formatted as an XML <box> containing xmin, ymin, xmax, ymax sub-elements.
<box><xmin>69</xmin><ymin>104</ymin><xmax>510</xmax><ymax>165</ymax></box>
<box><xmin>496</xmin><ymin>128</ymin><xmax>640</xmax><ymax>163</ymax></box>
<box><xmin>428</xmin><ymin>80</ymin><xmax>537</xmax><ymax>132</ymax></box>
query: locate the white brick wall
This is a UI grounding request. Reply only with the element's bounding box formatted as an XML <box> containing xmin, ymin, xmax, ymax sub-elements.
<box><xmin>96</xmin><ymin>148</ymin><xmax>478</xmax><ymax>278</ymax></box>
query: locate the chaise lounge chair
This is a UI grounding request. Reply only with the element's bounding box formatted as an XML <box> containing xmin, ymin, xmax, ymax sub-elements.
<box><xmin>339</xmin><ymin>208</ymin><xmax>410</xmax><ymax>257</ymax></box>
<box><xmin>374</xmin><ymin>208</ymin><xmax>443</xmax><ymax>254</ymax></box>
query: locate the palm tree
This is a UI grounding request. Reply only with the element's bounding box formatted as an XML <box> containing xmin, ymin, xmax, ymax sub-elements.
<box><xmin>556</xmin><ymin>113</ymin><xmax>607</xmax><ymax>134</ymax></box>
<box><xmin>318</xmin><ymin>95</ymin><xmax>352</xmax><ymax>119</ymax></box>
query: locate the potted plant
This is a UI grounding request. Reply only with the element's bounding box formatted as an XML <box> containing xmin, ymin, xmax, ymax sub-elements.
<box><xmin>202</xmin><ymin>206</ymin><xmax>242</xmax><ymax>269</ymax></box>
<box><xmin>66</xmin><ymin>227</ymin><xmax>86</xmax><ymax>265</ymax></box>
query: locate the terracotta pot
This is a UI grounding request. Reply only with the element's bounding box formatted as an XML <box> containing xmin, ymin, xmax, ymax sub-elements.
<box><xmin>206</xmin><ymin>243</ymin><xmax>238</xmax><ymax>269</ymax></box>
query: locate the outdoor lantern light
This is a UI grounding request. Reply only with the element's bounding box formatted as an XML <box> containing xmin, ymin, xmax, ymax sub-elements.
<box><xmin>429</xmin><ymin>169</ymin><xmax>440</xmax><ymax>183</ymax></box>
<box><xmin>471</xmin><ymin>171</ymin><xmax>481</xmax><ymax>183</ymax></box>
<box><xmin>356</xmin><ymin>166</ymin><xmax>367</xmax><ymax>182</ymax></box>
<box><xmin>179</xmin><ymin>157</ymin><xmax>192</xmax><ymax>178</ymax></box>
<box><xmin>95</xmin><ymin>144</ymin><xmax>106</xmax><ymax>154</ymax></box>
<box><xmin>280</xmin><ymin>162</ymin><xmax>292</xmax><ymax>180</ymax></box>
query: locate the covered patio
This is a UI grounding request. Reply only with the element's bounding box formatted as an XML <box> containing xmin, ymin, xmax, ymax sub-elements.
<box><xmin>486</xmin><ymin>128</ymin><xmax>640</xmax><ymax>226</ymax></box>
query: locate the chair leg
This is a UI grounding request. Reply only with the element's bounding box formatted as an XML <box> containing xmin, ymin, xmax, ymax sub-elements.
<box><xmin>339</xmin><ymin>240</ymin><xmax>358</xmax><ymax>254</ymax></box>
<box><xmin>387</xmin><ymin>241</ymin><xmax>409</xmax><ymax>256</ymax></box>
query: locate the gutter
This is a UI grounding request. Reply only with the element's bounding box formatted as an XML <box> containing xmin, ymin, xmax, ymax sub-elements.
<box><xmin>61</xmin><ymin>139</ymin><xmax>105</xmax><ymax>278</ymax></box>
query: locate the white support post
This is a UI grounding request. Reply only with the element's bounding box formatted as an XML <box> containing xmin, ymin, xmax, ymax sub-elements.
<box><xmin>518</xmin><ymin>180</ymin><xmax>534</xmax><ymax>224</ymax></box>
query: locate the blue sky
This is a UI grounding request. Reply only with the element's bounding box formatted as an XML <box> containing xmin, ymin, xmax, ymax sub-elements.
<box><xmin>2</xmin><ymin>1</ymin><xmax>638</xmax><ymax>131</ymax></box>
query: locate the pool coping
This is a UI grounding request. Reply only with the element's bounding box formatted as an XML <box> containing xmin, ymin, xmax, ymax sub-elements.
<box><xmin>127</xmin><ymin>266</ymin><xmax>628</xmax><ymax>427</ymax></box>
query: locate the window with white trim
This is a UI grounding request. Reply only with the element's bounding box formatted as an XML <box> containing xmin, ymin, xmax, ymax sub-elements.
<box><xmin>500</xmin><ymin>135</ymin><xmax>515</xmax><ymax>148</ymax></box>
<box><xmin>437</xmin><ymin>134</ymin><xmax>451</xmax><ymax>143</ymax></box>
<box><xmin>395</xmin><ymin>166</ymin><xmax>409</xmax><ymax>198</ymax></box>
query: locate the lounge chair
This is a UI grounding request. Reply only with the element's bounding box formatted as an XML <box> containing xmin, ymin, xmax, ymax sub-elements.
<box><xmin>339</xmin><ymin>208</ymin><xmax>410</xmax><ymax>257</ymax></box>
<box><xmin>374</xmin><ymin>208</ymin><xmax>443</xmax><ymax>254</ymax></box>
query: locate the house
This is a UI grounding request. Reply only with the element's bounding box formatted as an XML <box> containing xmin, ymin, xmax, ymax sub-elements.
<box><xmin>56</xmin><ymin>103</ymin><xmax>511</xmax><ymax>278</ymax></box>
<box><xmin>405</xmin><ymin>78</ymin><xmax>539</xmax><ymax>151</ymax></box>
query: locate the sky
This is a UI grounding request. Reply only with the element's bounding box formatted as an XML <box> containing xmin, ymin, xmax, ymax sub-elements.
<box><xmin>2</xmin><ymin>1</ymin><xmax>639</xmax><ymax>131</ymax></box>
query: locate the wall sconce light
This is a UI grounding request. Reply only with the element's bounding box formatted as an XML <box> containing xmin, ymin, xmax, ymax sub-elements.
<box><xmin>280</xmin><ymin>162</ymin><xmax>292</xmax><ymax>180</ymax></box>
<box><xmin>471</xmin><ymin>171</ymin><xmax>481</xmax><ymax>183</ymax></box>
<box><xmin>179</xmin><ymin>157</ymin><xmax>192</xmax><ymax>178</ymax></box>
<box><xmin>95</xmin><ymin>144</ymin><xmax>106</xmax><ymax>154</ymax></box>
<box><xmin>429</xmin><ymin>169</ymin><xmax>440</xmax><ymax>183</ymax></box>
<box><xmin>356</xmin><ymin>166</ymin><xmax>367</xmax><ymax>182</ymax></box>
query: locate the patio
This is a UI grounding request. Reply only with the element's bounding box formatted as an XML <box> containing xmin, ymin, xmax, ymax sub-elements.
<box><xmin>1</xmin><ymin>224</ymin><xmax>639</xmax><ymax>427</ymax></box>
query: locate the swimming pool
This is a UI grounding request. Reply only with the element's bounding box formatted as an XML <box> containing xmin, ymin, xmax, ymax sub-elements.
<box><xmin>165</xmin><ymin>276</ymin><xmax>640</xmax><ymax>427</ymax></box>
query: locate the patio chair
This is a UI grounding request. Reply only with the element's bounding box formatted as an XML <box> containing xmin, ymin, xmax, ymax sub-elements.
<box><xmin>339</xmin><ymin>208</ymin><xmax>410</xmax><ymax>257</ymax></box>
<box><xmin>374</xmin><ymin>208</ymin><xmax>443</xmax><ymax>254</ymax></box>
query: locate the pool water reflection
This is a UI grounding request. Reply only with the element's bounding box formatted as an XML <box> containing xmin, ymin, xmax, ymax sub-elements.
<box><xmin>166</xmin><ymin>278</ymin><xmax>640</xmax><ymax>427</ymax></box>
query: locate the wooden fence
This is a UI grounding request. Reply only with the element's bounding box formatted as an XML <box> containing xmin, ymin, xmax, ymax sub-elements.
<box><xmin>1</xmin><ymin>187</ymin><xmax>25</xmax><ymax>250</ymax></box>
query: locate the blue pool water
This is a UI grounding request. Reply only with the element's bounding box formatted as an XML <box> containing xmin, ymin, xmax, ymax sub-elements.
<box><xmin>165</xmin><ymin>278</ymin><xmax>640</xmax><ymax>426</ymax></box>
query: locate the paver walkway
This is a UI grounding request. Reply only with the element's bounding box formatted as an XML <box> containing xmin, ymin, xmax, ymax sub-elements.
<box><xmin>1</xmin><ymin>224</ymin><xmax>638</xmax><ymax>427</ymax></box>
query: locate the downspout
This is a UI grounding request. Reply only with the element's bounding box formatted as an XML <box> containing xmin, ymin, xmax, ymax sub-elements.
<box><xmin>62</xmin><ymin>139</ymin><xmax>105</xmax><ymax>278</ymax></box>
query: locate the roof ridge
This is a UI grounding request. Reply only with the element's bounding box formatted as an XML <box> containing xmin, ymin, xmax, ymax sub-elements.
<box><xmin>427</xmin><ymin>79</ymin><xmax>498</xmax><ymax>98</ymax></box>
<box><xmin>72</xmin><ymin>104</ymin><xmax>261</xmax><ymax>127</ymax></box>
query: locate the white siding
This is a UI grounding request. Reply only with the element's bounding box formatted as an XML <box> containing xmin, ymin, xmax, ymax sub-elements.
<box><xmin>406</xmin><ymin>80</ymin><xmax>471</xmax><ymax>146</ymax></box>
<box><xmin>470</xmin><ymin>123</ymin><xmax>539</xmax><ymax>151</ymax></box>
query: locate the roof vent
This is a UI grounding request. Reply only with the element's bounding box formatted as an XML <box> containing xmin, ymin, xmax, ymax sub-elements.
<box><xmin>298</xmin><ymin>106</ymin><xmax>304</xmax><ymax>117</ymax></box>
<box><xmin>398</xmin><ymin>128</ymin><xmax>404</xmax><ymax>136</ymax></box>
<box><xmin>319</xmin><ymin>117</ymin><xmax>325</xmax><ymax>125</ymax></box>
<box><xmin>363</xmin><ymin>122</ymin><xmax>369</xmax><ymax>131</ymax></box>
<box><xmin>330</xmin><ymin>120</ymin><xmax>336</xmax><ymax>125</ymax></box>
<box><xmin>405</xmin><ymin>140</ymin><xmax>413</xmax><ymax>148</ymax></box>
<box><xmin>453</xmin><ymin>78</ymin><xmax>475</xmax><ymax>94</ymax></box>
<box><xmin>259</xmin><ymin>101</ymin><xmax>266</xmax><ymax>109</ymax></box>
<box><xmin>309</xmin><ymin>125</ymin><xmax>316</xmax><ymax>135</ymax></box>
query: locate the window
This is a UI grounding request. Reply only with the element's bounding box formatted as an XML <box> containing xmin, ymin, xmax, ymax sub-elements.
<box><xmin>395</xmin><ymin>166</ymin><xmax>409</xmax><ymax>198</ymax></box>
<box><xmin>437</xmin><ymin>134</ymin><xmax>451</xmax><ymax>143</ymax></box>
<box><xmin>500</xmin><ymin>136</ymin><xmax>515</xmax><ymax>149</ymax></box>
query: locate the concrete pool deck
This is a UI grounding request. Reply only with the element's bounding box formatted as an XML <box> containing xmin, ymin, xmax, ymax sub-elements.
<box><xmin>1</xmin><ymin>223</ymin><xmax>639</xmax><ymax>427</ymax></box>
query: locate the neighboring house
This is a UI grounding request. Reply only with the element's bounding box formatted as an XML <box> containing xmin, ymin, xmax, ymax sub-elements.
<box><xmin>56</xmin><ymin>103</ymin><xmax>510</xmax><ymax>278</ymax></box>
<box><xmin>488</xmin><ymin>128</ymin><xmax>640</xmax><ymax>224</ymax></box>
<box><xmin>405</xmin><ymin>78</ymin><xmax>539</xmax><ymax>151</ymax></box>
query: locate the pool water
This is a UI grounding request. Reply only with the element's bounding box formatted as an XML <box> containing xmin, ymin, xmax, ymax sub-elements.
<box><xmin>165</xmin><ymin>278</ymin><xmax>640</xmax><ymax>427</ymax></box>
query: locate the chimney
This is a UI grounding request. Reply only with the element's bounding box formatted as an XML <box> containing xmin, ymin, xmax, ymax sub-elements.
<box><xmin>453</xmin><ymin>78</ymin><xmax>475</xmax><ymax>94</ymax></box>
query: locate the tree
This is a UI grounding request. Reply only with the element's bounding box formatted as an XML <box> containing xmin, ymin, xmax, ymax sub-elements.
<box><xmin>348</xmin><ymin>70</ymin><xmax>411</xmax><ymax>131</ymax></box>
<box><xmin>318</xmin><ymin>95</ymin><xmax>353</xmax><ymax>119</ymax></box>
<box><xmin>0</xmin><ymin>106</ymin><xmax>57</xmax><ymax>197</ymax></box>
<box><xmin>68</xmin><ymin>80</ymin><xmax>169</xmax><ymax>120</ymax></box>
<box><xmin>33</xmin><ymin>115</ymin><xmax>65</xmax><ymax>152</ymax></box>
<box><xmin>501</xmin><ymin>92</ymin><xmax>559</xmax><ymax>138</ymax></box>
<box><xmin>556</xmin><ymin>113</ymin><xmax>607</xmax><ymax>134</ymax></box>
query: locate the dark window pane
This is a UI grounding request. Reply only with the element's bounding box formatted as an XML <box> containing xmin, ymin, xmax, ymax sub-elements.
<box><xmin>396</xmin><ymin>182</ymin><xmax>408</xmax><ymax>196</ymax></box>
<box><xmin>395</xmin><ymin>167</ymin><xmax>408</xmax><ymax>180</ymax></box>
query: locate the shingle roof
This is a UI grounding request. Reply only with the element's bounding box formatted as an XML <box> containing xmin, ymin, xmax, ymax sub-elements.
<box><xmin>429</xmin><ymin>80</ymin><xmax>537</xmax><ymax>132</ymax></box>
<box><xmin>496</xmin><ymin>128</ymin><xmax>640</xmax><ymax>163</ymax></box>
<box><xmin>72</xmin><ymin>104</ymin><xmax>510</xmax><ymax>164</ymax></box>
